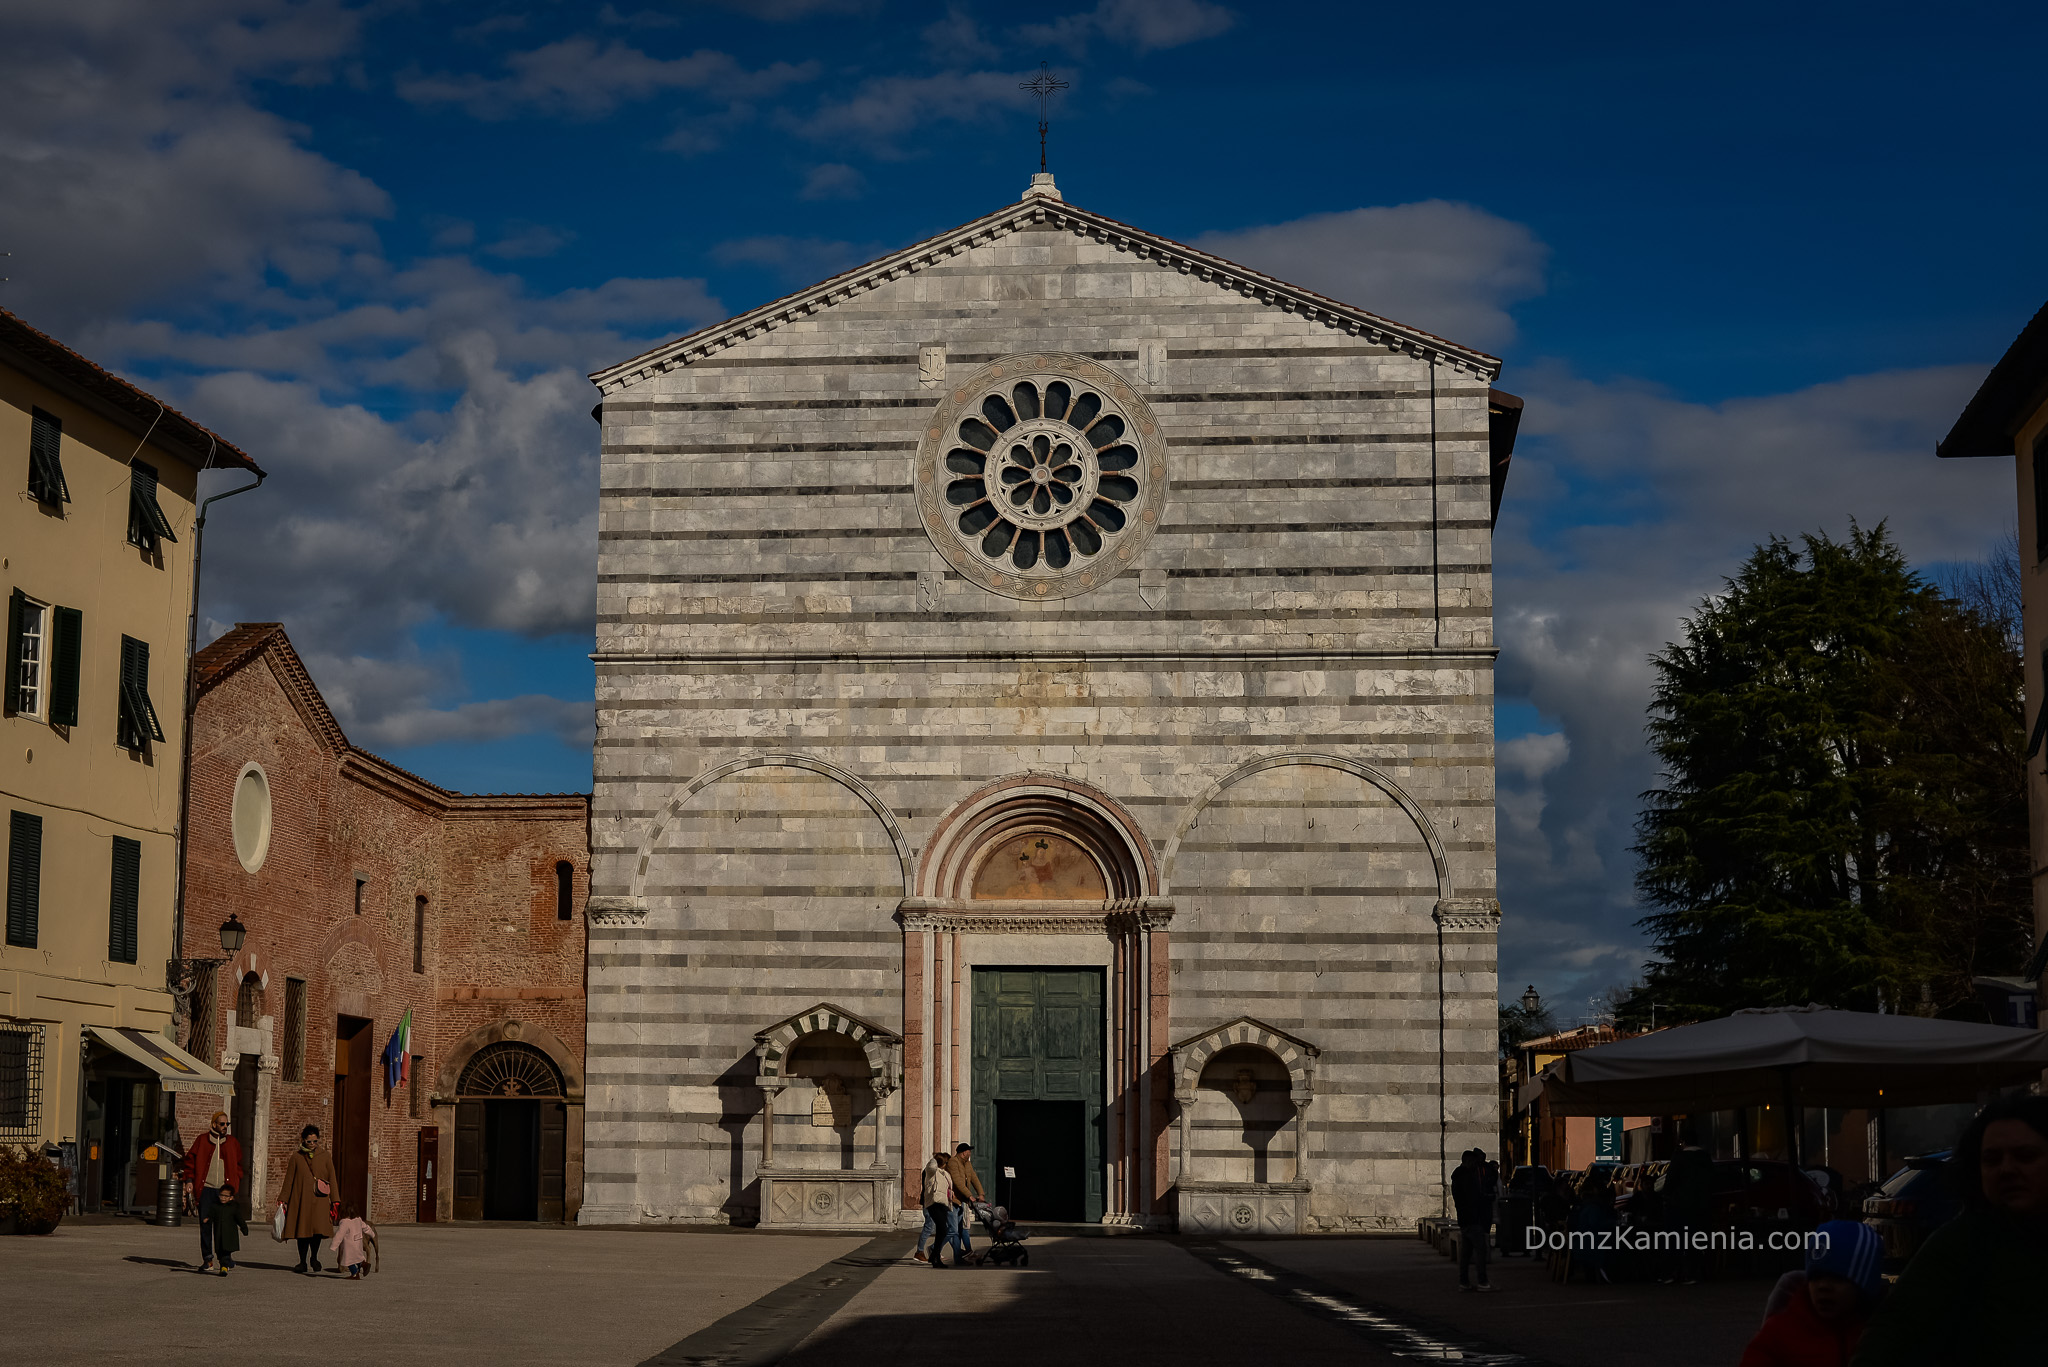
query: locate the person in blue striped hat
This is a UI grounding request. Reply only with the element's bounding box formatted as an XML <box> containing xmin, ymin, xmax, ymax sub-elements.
<box><xmin>1737</xmin><ymin>1219</ymin><xmax>1882</xmax><ymax>1366</ymax></box>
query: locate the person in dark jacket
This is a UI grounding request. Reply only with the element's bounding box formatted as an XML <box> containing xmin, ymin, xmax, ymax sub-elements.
<box><xmin>1450</xmin><ymin>1147</ymin><xmax>1497</xmax><ymax>1290</ymax></box>
<box><xmin>1738</xmin><ymin>1219</ymin><xmax>1882</xmax><ymax>1367</ymax></box>
<box><xmin>180</xmin><ymin>1111</ymin><xmax>244</xmax><ymax>1276</ymax></box>
<box><xmin>1853</xmin><ymin>1093</ymin><xmax>2048</xmax><ymax>1367</ymax></box>
<box><xmin>1660</xmin><ymin>1142</ymin><xmax>1714</xmax><ymax>1284</ymax></box>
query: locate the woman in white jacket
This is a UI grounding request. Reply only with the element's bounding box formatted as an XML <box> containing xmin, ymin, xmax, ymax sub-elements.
<box><xmin>920</xmin><ymin>1153</ymin><xmax>955</xmax><ymax>1269</ymax></box>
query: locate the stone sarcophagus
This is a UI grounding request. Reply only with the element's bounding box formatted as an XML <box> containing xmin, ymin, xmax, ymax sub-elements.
<box><xmin>1178</xmin><ymin>1180</ymin><xmax>1311</xmax><ymax>1237</ymax></box>
<box><xmin>757</xmin><ymin>1168</ymin><xmax>898</xmax><ymax>1231</ymax></box>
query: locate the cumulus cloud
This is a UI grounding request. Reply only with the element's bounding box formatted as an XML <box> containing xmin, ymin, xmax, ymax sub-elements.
<box><xmin>794</xmin><ymin>69</ymin><xmax>1041</xmax><ymax>150</ymax></box>
<box><xmin>353</xmin><ymin>694</ymin><xmax>594</xmax><ymax>750</ymax></box>
<box><xmin>1492</xmin><ymin>361</ymin><xmax>2008</xmax><ymax>1011</ymax></box>
<box><xmin>484</xmin><ymin>222</ymin><xmax>576</xmax><ymax>259</ymax></box>
<box><xmin>710</xmin><ymin>235</ymin><xmax>883</xmax><ymax>285</ymax></box>
<box><xmin>0</xmin><ymin>3</ymin><xmax>727</xmax><ymax>774</ymax></box>
<box><xmin>0</xmin><ymin>1</ymin><xmax>385</xmax><ymax>333</ymax></box>
<box><xmin>1196</xmin><ymin>202</ymin><xmax>1548</xmax><ymax>351</ymax></box>
<box><xmin>798</xmin><ymin>162</ymin><xmax>868</xmax><ymax>200</ymax></box>
<box><xmin>396</xmin><ymin>39</ymin><xmax>817</xmax><ymax>120</ymax></box>
<box><xmin>1019</xmin><ymin>0</ymin><xmax>1234</xmax><ymax>52</ymax></box>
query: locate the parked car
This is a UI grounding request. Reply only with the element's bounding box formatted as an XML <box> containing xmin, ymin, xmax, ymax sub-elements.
<box><xmin>1494</xmin><ymin>1164</ymin><xmax>1551</xmax><ymax>1254</ymax></box>
<box><xmin>1862</xmin><ymin>1152</ymin><xmax>1958</xmax><ymax>1270</ymax></box>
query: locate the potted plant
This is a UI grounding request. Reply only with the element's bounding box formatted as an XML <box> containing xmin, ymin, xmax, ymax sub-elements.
<box><xmin>0</xmin><ymin>1144</ymin><xmax>73</xmax><ymax>1235</ymax></box>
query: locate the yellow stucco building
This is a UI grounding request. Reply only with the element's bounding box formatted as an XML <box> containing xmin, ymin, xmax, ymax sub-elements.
<box><xmin>2</xmin><ymin>307</ymin><xmax>263</xmax><ymax>1210</ymax></box>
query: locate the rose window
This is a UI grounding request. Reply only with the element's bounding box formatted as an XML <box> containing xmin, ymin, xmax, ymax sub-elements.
<box><xmin>917</xmin><ymin>355</ymin><xmax>1167</xmax><ymax>600</ymax></box>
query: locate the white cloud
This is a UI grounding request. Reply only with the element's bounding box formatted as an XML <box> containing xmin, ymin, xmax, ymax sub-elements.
<box><xmin>0</xmin><ymin>1</ymin><xmax>385</xmax><ymax>332</ymax></box>
<box><xmin>710</xmin><ymin>235</ymin><xmax>883</xmax><ymax>284</ymax></box>
<box><xmin>395</xmin><ymin>39</ymin><xmax>816</xmax><ymax>121</ymax></box>
<box><xmin>923</xmin><ymin>6</ymin><xmax>1001</xmax><ymax>64</ymax></box>
<box><xmin>1491</xmin><ymin>361</ymin><xmax>2008</xmax><ymax>1009</ymax></box>
<box><xmin>354</xmin><ymin>694</ymin><xmax>594</xmax><ymax>750</ymax></box>
<box><xmin>1195</xmin><ymin>202</ymin><xmax>1549</xmax><ymax>351</ymax></box>
<box><xmin>794</xmin><ymin>70</ymin><xmax>1040</xmax><ymax>150</ymax></box>
<box><xmin>799</xmin><ymin>162</ymin><xmax>868</xmax><ymax>200</ymax></box>
<box><xmin>484</xmin><ymin>222</ymin><xmax>577</xmax><ymax>259</ymax></box>
<box><xmin>1019</xmin><ymin>0</ymin><xmax>1234</xmax><ymax>53</ymax></box>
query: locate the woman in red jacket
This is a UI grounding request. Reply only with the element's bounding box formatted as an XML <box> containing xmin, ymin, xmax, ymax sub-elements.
<box><xmin>1738</xmin><ymin>1220</ymin><xmax>1883</xmax><ymax>1367</ymax></box>
<box><xmin>180</xmin><ymin>1111</ymin><xmax>245</xmax><ymax>1276</ymax></box>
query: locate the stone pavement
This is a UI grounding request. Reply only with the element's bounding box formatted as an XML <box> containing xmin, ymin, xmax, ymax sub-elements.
<box><xmin>7</xmin><ymin>1222</ymin><xmax>1770</xmax><ymax>1366</ymax></box>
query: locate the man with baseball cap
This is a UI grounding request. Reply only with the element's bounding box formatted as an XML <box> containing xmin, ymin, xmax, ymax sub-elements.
<box><xmin>181</xmin><ymin>1111</ymin><xmax>244</xmax><ymax>1276</ymax></box>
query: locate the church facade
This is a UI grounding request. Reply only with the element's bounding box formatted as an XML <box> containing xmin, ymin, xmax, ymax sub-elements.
<box><xmin>581</xmin><ymin>175</ymin><xmax>1514</xmax><ymax>1234</ymax></box>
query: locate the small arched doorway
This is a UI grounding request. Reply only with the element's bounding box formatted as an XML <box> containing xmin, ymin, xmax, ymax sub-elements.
<box><xmin>453</xmin><ymin>1042</ymin><xmax>568</xmax><ymax>1222</ymax></box>
<box><xmin>230</xmin><ymin>973</ymin><xmax>263</xmax><ymax>1221</ymax></box>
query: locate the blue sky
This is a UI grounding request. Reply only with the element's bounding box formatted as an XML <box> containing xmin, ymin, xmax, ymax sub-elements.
<box><xmin>5</xmin><ymin>0</ymin><xmax>2040</xmax><ymax>1015</ymax></box>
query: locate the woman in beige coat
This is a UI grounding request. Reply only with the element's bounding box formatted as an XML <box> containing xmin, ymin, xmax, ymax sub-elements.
<box><xmin>277</xmin><ymin>1124</ymin><xmax>340</xmax><ymax>1274</ymax></box>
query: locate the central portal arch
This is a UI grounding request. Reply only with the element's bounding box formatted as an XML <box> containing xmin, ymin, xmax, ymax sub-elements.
<box><xmin>903</xmin><ymin>774</ymin><xmax>1168</xmax><ymax>1228</ymax></box>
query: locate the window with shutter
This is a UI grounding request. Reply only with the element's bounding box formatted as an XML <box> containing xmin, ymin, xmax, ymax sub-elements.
<box><xmin>127</xmin><ymin>460</ymin><xmax>177</xmax><ymax>552</ymax></box>
<box><xmin>48</xmin><ymin>607</ymin><xmax>80</xmax><ymax>728</ymax></box>
<box><xmin>6</xmin><ymin>811</ymin><xmax>41</xmax><ymax>949</ymax></box>
<box><xmin>108</xmin><ymin>836</ymin><xmax>141</xmax><ymax>964</ymax></box>
<box><xmin>27</xmin><ymin>408</ymin><xmax>70</xmax><ymax>507</ymax></box>
<box><xmin>117</xmin><ymin>636</ymin><xmax>163</xmax><ymax>749</ymax></box>
<box><xmin>4</xmin><ymin>590</ymin><xmax>22</xmax><ymax>716</ymax></box>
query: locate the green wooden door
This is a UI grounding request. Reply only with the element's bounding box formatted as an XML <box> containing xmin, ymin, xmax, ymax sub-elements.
<box><xmin>971</xmin><ymin>968</ymin><xmax>1104</xmax><ymax>1222</ymax></box>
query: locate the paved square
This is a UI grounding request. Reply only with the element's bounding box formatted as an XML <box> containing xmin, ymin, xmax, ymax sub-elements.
<box><xmin>9</xmin><ymin>1222</ymin><xmax>1769</xmax><ymax>1366</ymax></box>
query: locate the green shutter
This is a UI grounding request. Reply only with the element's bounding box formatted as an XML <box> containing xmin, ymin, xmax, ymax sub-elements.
<box><xmin>6</xmin><ymin>811</ymin><xmax>41</xmax><ymax>949</ymax></box>
<box><xmin>128</xmin><ymin>461</ymin><xmax>177</xmax><ymax>548</ymax></box>
<box><xmin>118</xmin><ymin>636</ymin><xmax>162</xmax><ymax>746</ymax></box>
<box><xmin>48</xmin><ymin>607</ymin><xmax>80</xmax><ymax>728</ymax></box>
<box><xmin>4</xmin><ymin>590</ymin><xmax>21</xmax><ymax>716</ymax></box>
<box><xmin>28</xmin><ymin>408</ymin><xmax>69</xmax><ymax>506</ymax></box>
<box><xmin>108</xmin><ymin>836</ymin><xmax>140</xmax><ymax>964</ymax></box>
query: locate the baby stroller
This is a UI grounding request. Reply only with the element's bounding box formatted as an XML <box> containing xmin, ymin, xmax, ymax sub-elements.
<box><xmin>968</xmin><ymin>1201</ymin><xmax>1030</xmax><ymax>1267</ymax></box>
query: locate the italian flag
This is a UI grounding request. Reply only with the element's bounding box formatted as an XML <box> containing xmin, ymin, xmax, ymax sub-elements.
<box><xmin>383</xmin><ymin>1009</ymin><xmax>413</xmax><ymax>1089</ymax></box>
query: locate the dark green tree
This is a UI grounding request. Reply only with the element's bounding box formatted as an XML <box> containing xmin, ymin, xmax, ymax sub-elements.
<box><xmin>1627</xmin><ymin>524</ymin><xmax>2029</xmax><ymax>1023</ymax></box>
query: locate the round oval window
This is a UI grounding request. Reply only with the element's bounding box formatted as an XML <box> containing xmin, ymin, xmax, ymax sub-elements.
<box><xmin>231</xmin><ymin>764</ymin><xmax>272</xmax><ymax>873</ymax></box>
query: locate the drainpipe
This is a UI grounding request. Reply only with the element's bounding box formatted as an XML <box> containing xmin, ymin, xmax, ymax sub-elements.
<box><xmin>170</xmin><ymin>458</ymin><xmax>266</xmax><ymax>1029</ymax></box>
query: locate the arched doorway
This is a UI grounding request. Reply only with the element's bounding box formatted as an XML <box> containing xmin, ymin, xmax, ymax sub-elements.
<box><xmin>231</xmin><ymin>974</ymin><xmax>263</xmax><ymax>1221</ymax></box>
<box><xmin>453</xmin><ymin>1042</ymin><xmax>568</xmax><ymax>1222</ymax></box>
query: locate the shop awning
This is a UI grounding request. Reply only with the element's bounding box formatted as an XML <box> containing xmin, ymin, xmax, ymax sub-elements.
<box><xmin>1529</xmin><ymin>1006</ymin><xmax>2048</xmax><ymax>1116</ymax></box>
<box><xmin>87</xmin><ymin>1025</ymin><xmax>234</xmax><ymax>1099</ymax></box>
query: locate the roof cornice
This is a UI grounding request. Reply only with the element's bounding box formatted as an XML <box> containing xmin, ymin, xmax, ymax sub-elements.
<box><xmin>591</xmin><ymin>193</ymin><xmax>1502</xmax><ymax>394</ymax></box>
<box><xmin>0</xmin><ymin>308</ymin><xmax>262</xmax><ymax>475</ymax></box>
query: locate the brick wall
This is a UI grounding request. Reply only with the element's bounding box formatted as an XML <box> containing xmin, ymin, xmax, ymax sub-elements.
<box><xmin>179</xmin><ymin>626</ymin><xmax>588</xmax><ymax>1224</ymax></box>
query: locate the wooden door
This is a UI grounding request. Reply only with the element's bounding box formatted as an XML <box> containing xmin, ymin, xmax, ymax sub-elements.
<box><xmin>452</xmin><ymin>1100</ymin><xmax>484</xmax><ymax>1220</ymax></box>
<box><xmin>333</xmin><ymin>1016</ymin><xmax>373</xmax><ymax>1217</ymax></box>
<box><xmin>538</xmin><ymin>1102</ymin><xmax>567</xmax><ymax>1223</ymax></box>
<box><xmin>231</xmin><ymin>1056</ymin><xmax>258</xmax><ymax>1220</ymax></box>
<box><xmin>416</xmin><ymin>1127</ymin><xmax>439</xmax><ymax>1223</ymax></box>
<box><xmin>971</xmin><ymin>968</ymin><xmax>1104</xmax><ymax>1221</ymax></box>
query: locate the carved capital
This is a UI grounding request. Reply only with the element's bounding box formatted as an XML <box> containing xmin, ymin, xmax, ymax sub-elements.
<box><xmin>587</xmin><ymin>896</ymin><xmax>648</xmax><ymax>928</ymax></box>
<box><xmin>1432</xmin><ymin>898</ymin><xmax>1501</xmax><ymax>932</ymax></box>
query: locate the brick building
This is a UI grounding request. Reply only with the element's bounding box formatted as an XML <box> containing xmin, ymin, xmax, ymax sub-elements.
<box><xmin>179</xmin><ymin>623</ymin><xmax>589</xmax><ymax>1224</ymax></box>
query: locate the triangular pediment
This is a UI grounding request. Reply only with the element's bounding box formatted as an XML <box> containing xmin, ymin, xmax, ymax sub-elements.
<box><xmin>591</xmin><ymin>185</ymin><xmax>1500</xmax><ymax>393</ymax></box>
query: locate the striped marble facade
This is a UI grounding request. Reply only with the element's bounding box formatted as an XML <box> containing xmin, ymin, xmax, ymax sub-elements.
<box><xmin>580</xmin><ymin>179</ymin><xmax>1505</xmax><ymax>1232</ymax></box>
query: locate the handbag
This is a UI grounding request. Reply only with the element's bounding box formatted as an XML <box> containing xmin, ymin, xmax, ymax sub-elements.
<box><xmin>270</xmin><ymin>1203</ymin><xmax>287</xmax><ymax>1242</ymax></box>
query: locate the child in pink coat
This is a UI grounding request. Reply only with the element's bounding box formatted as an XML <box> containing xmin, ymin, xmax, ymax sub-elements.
<box><xmin>329</xmin><ymin>1202</ymin><xmax>376</xmax><ymax>1280</ymax></box>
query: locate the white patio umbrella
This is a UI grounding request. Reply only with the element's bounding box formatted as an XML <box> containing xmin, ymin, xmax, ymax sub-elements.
<box><xmin>1535</xmin><ymin>1005</ymin><xmax>2048</xmax><ymax>1125</ymax></box>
